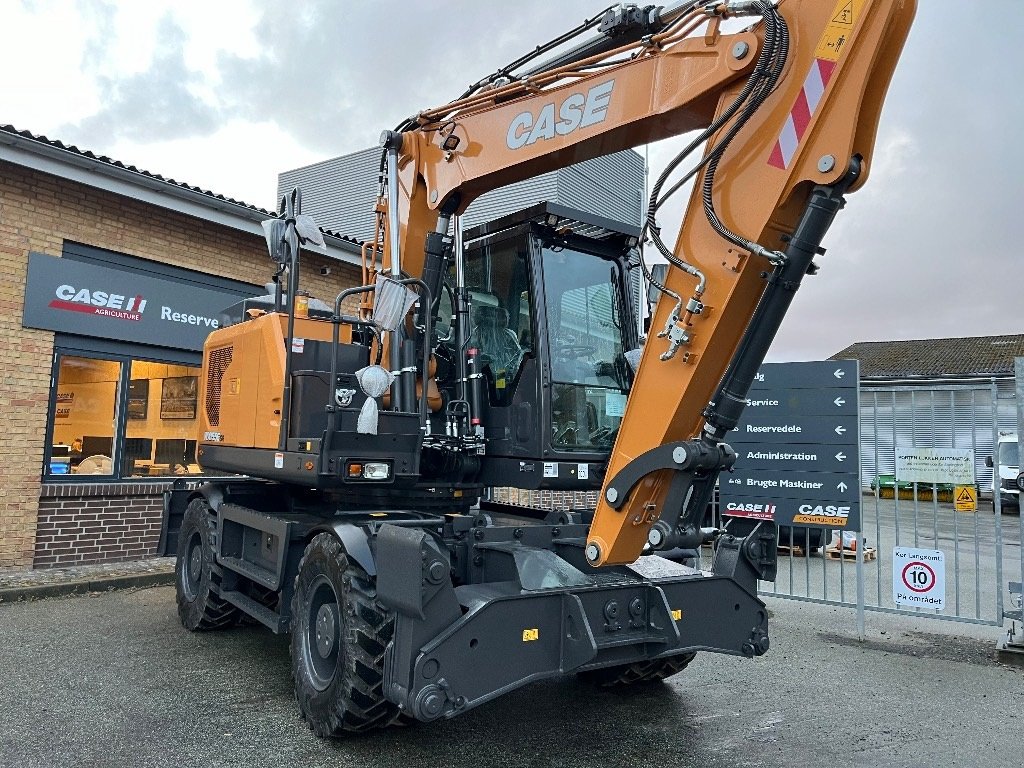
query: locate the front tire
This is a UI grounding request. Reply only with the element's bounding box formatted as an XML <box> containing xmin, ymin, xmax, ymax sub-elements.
<box><xmin>290</xmin><ymin>533</ymin><xmax>400</xmax><ymax>736</ymax></box>
<box><xmin>175</xmin><ymin>498</ymin><xmax>239</xmax><ymax>631</ymax></box>
<box><xmin>578</xmin><ymin>653</ymin><xmax>697</xmax><ymax>688</ymax></box>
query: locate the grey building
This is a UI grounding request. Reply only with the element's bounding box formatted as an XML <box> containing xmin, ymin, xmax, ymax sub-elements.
<box><xmin>830</xmin><ymin>334</ymin><xmax>1023</xmax><ymax>492</ymax></box>
<box><xmin>278</xmin><ymin>146</ymin><xmax>645</xmax><ymax>242</ymax></box>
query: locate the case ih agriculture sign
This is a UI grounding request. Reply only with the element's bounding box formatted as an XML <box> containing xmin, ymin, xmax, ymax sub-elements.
<box><xmin>23</xmin><ymin>252</ymin><xmax>255</xmax><ymax>351</ymax></box>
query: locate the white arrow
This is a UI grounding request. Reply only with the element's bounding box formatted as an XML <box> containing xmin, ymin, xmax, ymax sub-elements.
<box><xmin>835</xmin><ymin>425</ymin><xmax>847</xmax><ymax>435</ymax></box>
<box><xmin>834</xmin><ymin>397</ymin><xmax>846</xmax><ymax>407</ymax></box>
<box><xmin>834</xmin><ymin>368</ymin><xmax>846</xmax><ymax>379</ymax></box>
<box><xmin>835</xmin><ymin>452</ymin><xmax>847</xmax><ymax>462</ymax></box>
<box><xmin>838</xmin><ymin>481</ymin><xmax>848</xmax><ymax>492</ymax></box>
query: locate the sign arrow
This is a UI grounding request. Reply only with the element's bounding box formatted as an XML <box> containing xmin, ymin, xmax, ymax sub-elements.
<box><xmin>835</xmin><ymin>452</ymin><xmax>847</xmax><ymax>462</ymax></box>
<box><xmin>838</xmin><ymin>482</ymin><xmax>848</xmax><ymax>492</ymax></box>
<box><xmin>834</xmin><ymin>368</ymin><xmax>846</xmax><ymax>379</ymax></box>
<box><xmin>834</xmin><ymin>396</ymin><xmax>846</xmax><ymax>407</ymax></box>
<box><xmin>835</xmin><ymin>425</ymin><xmax>847</xmax><ymax>435</ymax></box>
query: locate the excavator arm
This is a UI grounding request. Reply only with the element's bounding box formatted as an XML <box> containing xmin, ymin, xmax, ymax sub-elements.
<box><xmin>377</xmin><ymin>0</ymin><xmax>915</xmax><ymax>564</ymax></box>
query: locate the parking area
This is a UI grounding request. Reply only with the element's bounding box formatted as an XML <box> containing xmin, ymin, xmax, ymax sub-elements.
<box><xmin>1</xmin><ymin>585</ymin><xmax>1020</xmax><ymax>768</ymax></box>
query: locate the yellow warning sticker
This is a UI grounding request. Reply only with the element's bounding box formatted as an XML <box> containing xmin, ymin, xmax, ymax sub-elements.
<box><xmin>522</xmin><ymin>628</ymin><xmax>539</xmax><ymax>642</ymax></box>
<box><xmin>954</xmin><ymin>485</ymin><xmax>977</xmax><ymax>512</ymax></box>
<box><xmin>792</xmin><ymin>514</ymin><xmax>848</xmax><ymax>527</ymax></box>
<box><xmin>671</xmin><ymin>609</ymin><xmax>682</xmax><ymax>621</ymax></box>
<box><xmin>815</xmin><ymin>0</ymin><xmax>866</xmax><ymax>62</ymax></box>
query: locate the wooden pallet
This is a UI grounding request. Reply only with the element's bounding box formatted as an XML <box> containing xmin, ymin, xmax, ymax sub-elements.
<box><xmin>777</xmin><ymin>544</ymin><xmax>809</xmax><ymax>557</ymax></box>
<box><xmin>826</xmin><ymin>546</ymin><xmax>877</xmax><ymax>562</ymax></box>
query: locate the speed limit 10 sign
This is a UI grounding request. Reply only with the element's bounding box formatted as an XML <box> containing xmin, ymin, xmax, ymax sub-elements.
<box><xmin>892</xmin><ymin>547</ymin><xmax>945</xmax><ymax>610</ymax></box>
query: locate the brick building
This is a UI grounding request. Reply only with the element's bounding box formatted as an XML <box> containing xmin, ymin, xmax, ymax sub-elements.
<box><xmin>2</xmin><ymin>126</ymin><xmax>644</xmax><ymax>572</ymax></box>
<box><xmin>0</xmin><ymin>125</ymin><xmax>362</xmax><ymax>570</ymax></box>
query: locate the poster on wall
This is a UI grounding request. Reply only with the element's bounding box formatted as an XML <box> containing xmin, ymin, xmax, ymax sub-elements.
<box><xmin>127</xmin><ymin>379</ymin><xmax>149</xmax><ymax>420</ymax></box>
<box><xmin>160</xmin><ymin>376</ymin><xmax>197</xmax><ymax>419</ymax></box>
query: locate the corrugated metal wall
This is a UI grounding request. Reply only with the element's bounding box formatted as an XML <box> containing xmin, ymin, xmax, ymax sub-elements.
<box><xmin>858</xmin><ymin>378</ymin><xmax>1017</xmax><ymax>491</ymax></box>
<box><xmin>557</xmin><ymin>151</ymin><xmax>644</xmax><ymax>227</ymax></box>
<box><xmin>278</xmin><ymin>147</ymin><xmax>381</xmax><ymax>243</ymax></box>
<box><xmin>277</xmin><ymin>147</ymin><xmax>644</xmax><ymax>242</ymax></box>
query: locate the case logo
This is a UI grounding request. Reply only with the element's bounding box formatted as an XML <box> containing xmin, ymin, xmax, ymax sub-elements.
<box><xmin>50</xmin><ymin>284</ymin><xmax>147</xmax><ymax>321</ymax></box>
<box><xmin>506</xmin><ymin>80</ymin><xmax>615</xmax><ymax>150</ymax></box>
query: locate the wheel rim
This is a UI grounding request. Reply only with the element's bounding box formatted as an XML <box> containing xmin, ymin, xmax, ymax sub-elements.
<box><xmin>304</xmin><ymin>574</ymin><xmax>341</xmax><ymax>691</ymax></box>
<box><xmin>181</xmin><ymin>530</ymin><xmax>203</xmax><ymax>602</ymax></box>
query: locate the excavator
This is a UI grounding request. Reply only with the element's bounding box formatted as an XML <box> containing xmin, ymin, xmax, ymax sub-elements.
<box><xmin>165</xmin><ymin>0</ymin><xmax>916</xmax><ymax>736</ymax></box>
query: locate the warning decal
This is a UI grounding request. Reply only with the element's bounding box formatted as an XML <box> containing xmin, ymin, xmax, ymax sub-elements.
<box><xmin>833</xmin><ymin>2</ymin><xmax>855</xmax><ymax>26</ymax></box>
<box><xmin>815</xmin><ymin>0</ymin><xmax>865</xmax><ymax>62</ymax></box>
<box><xmin>954</xmin><ymin>485</ymin><xmax>977</xmax><ymax>512</ymax></box>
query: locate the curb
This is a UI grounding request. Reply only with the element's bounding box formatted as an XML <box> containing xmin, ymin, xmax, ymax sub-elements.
<box><xmin>0</xmin><ymin>570</ymin><xmax>175</xmax><ymax>603</ymax></box>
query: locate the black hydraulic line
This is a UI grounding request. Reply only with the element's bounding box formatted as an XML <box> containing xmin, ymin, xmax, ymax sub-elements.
<box><xmin>703</xmin><ymin>157</ymin><xmax>863</xmax><ymax>442</ymax></box>
<box><xmin>667</xmin><ymin>158</ymin><xmax>865</xmax><ymax>530</ymax></box>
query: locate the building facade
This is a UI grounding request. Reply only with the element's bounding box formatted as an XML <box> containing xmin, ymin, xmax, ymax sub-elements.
<box><xmin>2</xmin><ymin>127</ymin><xmax>646</xmax><ymax>571</ymax></box>
<box><xmin>0</xmin><ymin>125</ymin><xmax>362</xmax><ymax>570</ymax></box>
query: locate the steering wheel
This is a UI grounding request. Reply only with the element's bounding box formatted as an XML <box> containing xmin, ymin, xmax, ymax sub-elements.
<box><xmin>554</xmin><ymin>344</ymin><xmax>596</xmax><ymax>359</ymax></box>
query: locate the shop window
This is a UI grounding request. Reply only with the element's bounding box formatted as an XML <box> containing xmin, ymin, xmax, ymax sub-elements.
<box><xmin>50</xmin><ymin>355</ymin><xmax>121</xmax><ymax>475</ymax></box>
<box><xmin>45</xmin><ymin>350</ymin><xmax>217</xmax><ymax>480</ymax></box>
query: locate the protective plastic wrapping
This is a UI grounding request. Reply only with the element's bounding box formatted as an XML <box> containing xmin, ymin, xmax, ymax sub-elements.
<box><xmin>372</xmin><ymin>275</ymin><xmax>418</xmax><ymax>332</ymax></box>
<box><xmin>355</xmin><ymin>365</ymin><xmax>395</xmax><ymax>435</ymax></box>
<box><xmin>624</xmin><ymin>347</ymin><xmax>643</xmax><ymax>373</ymax></box>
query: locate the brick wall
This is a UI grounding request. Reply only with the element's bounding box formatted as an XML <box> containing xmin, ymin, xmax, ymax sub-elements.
<box><xmin>491</xmin><ymin>487</ymin><xmax>601</xmax><ymax>511</ymax></box>
<box><xmin>34</xmin><ymin>483</ymin><xmax>169</xmax><ymax>568</ymax></box>
<box><xmin>0</xmin><ymin>159</ymin><xmax>362</xmax><ymax>569</ymax></box>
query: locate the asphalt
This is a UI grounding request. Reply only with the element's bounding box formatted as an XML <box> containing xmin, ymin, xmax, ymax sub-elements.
<box><xmin>0</xmin><ymin>584</ymin><xmax>1020</xmax><ymax>768</ymax></box>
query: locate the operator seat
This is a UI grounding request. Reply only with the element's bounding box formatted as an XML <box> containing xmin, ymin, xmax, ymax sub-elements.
<box><xmin>471</xmin><ymin>305</ymin><xmax>523</xmax><ymax>378</ymax></box>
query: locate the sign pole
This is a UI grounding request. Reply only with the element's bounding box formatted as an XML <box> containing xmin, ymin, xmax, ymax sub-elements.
<box><xmin>856</xmin><ymin>531</ymin><xmax>865</xmax><ymax>640</ymax></box>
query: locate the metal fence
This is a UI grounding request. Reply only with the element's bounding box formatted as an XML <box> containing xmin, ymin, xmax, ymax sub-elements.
<box><xmin>758</xmin><ymin>380</ymin><xmax>1023</xmax><ymax>638</ymax></box>
<box><xmin>488</xmin><ymin>377</ymin><xmax>1023</xmax><ymax>641</ymax></box>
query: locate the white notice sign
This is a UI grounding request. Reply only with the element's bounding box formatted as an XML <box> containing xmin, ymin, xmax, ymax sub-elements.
<box><xmin>894</xmin><ymin>447</ymin><xmax>974</xmax><ymax>485</ymax></box>
<box><xmin>892</xmin><ymin>547</ymin><xmax>945</xmax><ymax>610</ymax></box>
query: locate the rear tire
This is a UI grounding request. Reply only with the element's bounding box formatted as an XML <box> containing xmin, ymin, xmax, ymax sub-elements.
<box><xmin>290</xmin><ymin>533</ymin><xmax>402</xmax><ymax>736</ymax></box>
<box><xmin>578</xmin><ymin>652</ymin><xmax>697</xmax><ymax>688</ymax></box>
<box><xmin>175</xmin><ymin>498</ymin><xmax>239</xmax><ymax>631</ymax></box>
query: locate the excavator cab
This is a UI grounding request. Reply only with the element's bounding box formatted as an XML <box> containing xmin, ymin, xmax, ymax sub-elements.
<box><xmin>436</xmin><ymin>202</ymin><xmax>641</xmax><ymax>490</ymax></box>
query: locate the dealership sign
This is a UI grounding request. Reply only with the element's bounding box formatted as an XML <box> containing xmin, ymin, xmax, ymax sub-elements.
<box><xmin>719</xmin><ymin>360</ymin><xmax>861</xmax><ymax>529</ymax></box>
<box><xmin>23</xmin><ymin>252</ymin><xmax>256</xmax><ymax>351</ymax></box>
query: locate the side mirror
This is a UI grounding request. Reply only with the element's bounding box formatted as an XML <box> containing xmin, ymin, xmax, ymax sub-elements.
<box><xmin>985</xmin><ymin>456</ymin><xmax>994</xmax><ymax>468</ymax></box>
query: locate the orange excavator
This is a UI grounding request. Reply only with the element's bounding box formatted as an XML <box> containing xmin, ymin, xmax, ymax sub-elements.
<box><xmin>166</xmin><ymin>0</ymin><xmax>915</xmax><ymax>736</ymax></box>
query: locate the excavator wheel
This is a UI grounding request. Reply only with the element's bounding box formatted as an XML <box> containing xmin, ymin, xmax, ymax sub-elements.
<box><xmin>578</xmin><ymin>652</ymin><xmax>697</xmax><ymax>688</ymax></box>
<box><xmin>175</xmin><ymin>498</ymin><xmax>239</xmax><ymax>631</ymax></box>
<box><xmin>290</xmin><ymin>533</ymin><xmax>404</xmax><ymax>736</ymax></box>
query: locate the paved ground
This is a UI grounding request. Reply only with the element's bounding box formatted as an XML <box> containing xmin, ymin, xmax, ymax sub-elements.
<box><xmin>1</xmin><ymin>584</ymin><xmax>1020</xmax><ymax>768</ymax></box>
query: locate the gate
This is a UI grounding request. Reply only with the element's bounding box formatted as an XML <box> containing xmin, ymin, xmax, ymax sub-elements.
<box><xmin>759</xmin><ymin>379</ymin><xmax>1021</xmax><ymax>637</ymax></box>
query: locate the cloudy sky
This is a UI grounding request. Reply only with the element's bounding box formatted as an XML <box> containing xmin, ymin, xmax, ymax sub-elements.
<box><xmin>2</xmin><ymin>1</ymin><xmax>1020</xmax><ymax>362</ymax></box>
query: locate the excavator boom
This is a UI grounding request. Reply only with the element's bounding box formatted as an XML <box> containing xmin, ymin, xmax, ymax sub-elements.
<box><xmin>379</xmin><ymin>0</ymin><xmax>916</xmax><ymax>564</ymax></box>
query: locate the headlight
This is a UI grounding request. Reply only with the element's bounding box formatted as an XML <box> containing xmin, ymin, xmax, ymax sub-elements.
<box><xmin>346</xmin><ymin>461</ymin><xmax>391</xmax><ymax>480</ymax></box>
<box><xmin>363</xmin><ymin>462</ymin><xmax>390</xmax><ymax>480</ymax></box>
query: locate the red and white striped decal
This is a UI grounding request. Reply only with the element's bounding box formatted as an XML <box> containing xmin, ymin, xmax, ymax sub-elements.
<box><xmin>767</xmin><ymin>58</ymin><xmax>837</xmax><ymax>170</ymax></box>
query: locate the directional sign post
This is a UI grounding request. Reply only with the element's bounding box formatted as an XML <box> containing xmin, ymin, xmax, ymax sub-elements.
<box><xmin>719</xmin><ymin>360</ymin><xmax>861</xmax><ymax>530</ymax></box>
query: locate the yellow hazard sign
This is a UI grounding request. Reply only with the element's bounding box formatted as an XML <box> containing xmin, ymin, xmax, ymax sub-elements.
<box><xmin>815</xmin><ymin>0</ymin><xmax>866</xmax><ymax>62</ymax></box>
<box><xmin>954</xmin><ymin>485</ymin><xmax>977</xmax><ymax>513</ymax></box>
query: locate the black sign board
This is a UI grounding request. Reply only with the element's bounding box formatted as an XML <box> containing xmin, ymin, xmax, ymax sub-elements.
<box><xmin>23</xmin><ymin>252</ymin><xmax>257</xmax><ymax>352</ymax></box>
<box><xmin>720</xmin><ymin>360</ymin><xmax>861</xmax><ymax>530</ymax></box>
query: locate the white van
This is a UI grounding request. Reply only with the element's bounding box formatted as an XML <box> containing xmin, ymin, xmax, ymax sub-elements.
<box><xmin>986</xmin><ymin>432</ymin><xmax>1020</xmax><ymax>510</ymax></box>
